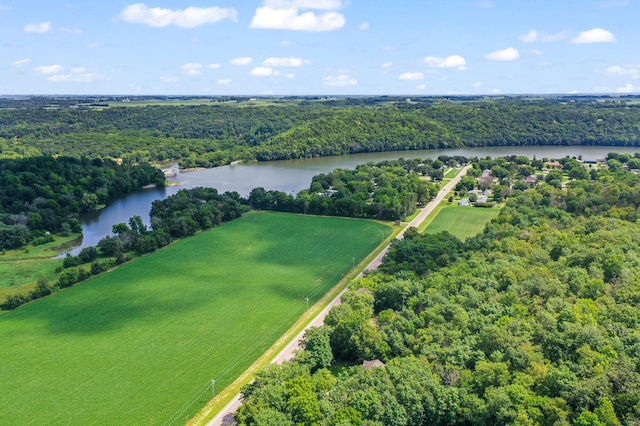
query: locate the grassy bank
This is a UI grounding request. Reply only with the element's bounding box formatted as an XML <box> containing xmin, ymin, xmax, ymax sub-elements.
<box><xmin>0</xmin><ymin>212</ymin><xmax>390</xmax><ymax>425</ymax></box>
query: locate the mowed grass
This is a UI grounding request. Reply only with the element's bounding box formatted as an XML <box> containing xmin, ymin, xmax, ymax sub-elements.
<box><xmin>423</xmin><ymin>204</ymin><xmax>500</xmax><ymax>240</ymax></box>
<box><xmin>0</xmin><ymin>212</ymin><xmax>390</xmax><ymax>425</ymax></box>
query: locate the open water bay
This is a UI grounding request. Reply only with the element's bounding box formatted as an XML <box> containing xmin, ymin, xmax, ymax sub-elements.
<box><xmin>70</xmin><ymin>145</ymin><xmax>640</xmax><ymax>254</ymax></box>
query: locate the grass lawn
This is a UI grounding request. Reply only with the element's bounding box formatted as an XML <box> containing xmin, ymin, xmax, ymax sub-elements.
<box><xmin>0</xmin><ymin>212</ymin><xmax>390</xmax><ymax>425</ymax></box>
<box><xmin>421</xmin><ymin>203</ymin><xmax>500</xmax><ymax>240</ymax></box>
<box><xmin>444</xmin><ymin>167</ymin><xmax>461</xmax><ymax>179</ymax></box>
<box><xmin>0</xmin><ymin>234</ymin><xmax>81</xmax><ymax>300</ymax></box>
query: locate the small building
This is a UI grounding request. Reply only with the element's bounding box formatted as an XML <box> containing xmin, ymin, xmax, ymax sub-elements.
<box><xmin>477</xmin><ymin>195</ymin><xmax>488</xmax><ymax>203</ymax></box>
<box><xmin>458</xmin><ymin>198</ymin><xmax>470</xmax><ymax>206</ymax></box>
<box><xmin>394</xmin><ymin>219</ymin><xmax>402</xmax><ymax>226</ymax></box>
<box><xmin>362</xmin><ymin>359</ymin><xmax>386</xmax><ymax>370</ymax></box>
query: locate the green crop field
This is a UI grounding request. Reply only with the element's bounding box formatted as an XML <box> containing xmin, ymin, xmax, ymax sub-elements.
<box><xmin>0</xmin><ymin>212</ymin><xmax>390</xmax><ymax>425</ymax></box>
<box><xmin>422</xmin><ymin>204</ymin><xmax>500</xmax><ymax>240</ymax></box>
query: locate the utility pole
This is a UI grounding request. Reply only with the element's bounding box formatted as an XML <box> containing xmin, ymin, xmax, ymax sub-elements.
<box><xmin>211</xmin><ymin>379</ymin><xmax>215</xmax><ymax>399</ymax></box>
<box><xmin>305</xmin><ymin>297</ymin><xmax>309</xmax><ymax>311</ymax></box>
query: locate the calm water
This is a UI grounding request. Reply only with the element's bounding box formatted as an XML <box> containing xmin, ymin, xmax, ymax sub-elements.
<box><xmin>67</xmin><ymin>145</ymin><xmax>640</xmax><ymax>255</ymax></box>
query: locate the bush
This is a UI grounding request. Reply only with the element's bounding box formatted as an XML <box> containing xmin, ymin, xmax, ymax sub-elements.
<box><xmin>79</xmin><ymin>246</ymin><xmax>98</xmax><ymax>263</ymax></box>
<box><xmin>0</xmin><ymin>294</ymin><xmax>28</xmax><ymax>310</ymax></box>
<box><xmin>32</xmin><ymin>234</ymin><xmax>55</xmax><ymax>247</ymax></box>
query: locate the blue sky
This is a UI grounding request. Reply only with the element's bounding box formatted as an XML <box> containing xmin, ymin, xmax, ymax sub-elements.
<box><xmin>1</xmin><ymin>0</ymin><xmax>639</xmax><ymax>95</ymax></box>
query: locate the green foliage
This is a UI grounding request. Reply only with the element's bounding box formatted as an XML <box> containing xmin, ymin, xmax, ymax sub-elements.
<box><xmin>5</xmin><ymin>101</ymin><xmax>640</xmax><ymax>169</ymax></box>
<box><xmin>249</xmin><ymin>158</ymin><xmax>442</xmax><ymax>221</ymax></box>
<box><xmin>0</xmin><ymin>156</ymin><xmax>164</xmax><ymax>250</ymax></box>
<box><xmin>302</xmin><ymin>326</ymin><xmax>334</xmax><ymax>371</ymax></box>
<box><xmin>238</xmin><ymin>164</ymin><xmax>640</xmax><ymax>425</ymax></box>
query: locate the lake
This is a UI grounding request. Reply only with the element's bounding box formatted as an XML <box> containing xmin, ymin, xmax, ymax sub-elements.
<box><xmin>68</xmin><ymin>145</ymin><xmax>640</xmax><ymax>255</ymax></box>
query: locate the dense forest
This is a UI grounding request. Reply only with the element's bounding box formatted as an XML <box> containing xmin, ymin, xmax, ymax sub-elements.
<box><xmin>2</xmin><ymin>100</ymin><xmax>640</xmax><ymax>167</ymax></box>
<box><xmin>236</xmin><ymin>164</ymin><xmax>640</xmax><ymax>426</ymax></box>
<box><xmin>0</xmin><ymin>156</ymin><xmax>164</xmax><ymax>250</ymax></box>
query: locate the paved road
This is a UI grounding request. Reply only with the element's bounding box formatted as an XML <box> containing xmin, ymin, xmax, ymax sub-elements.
<box><xmin>363</xmin><ymin>165</ymin><xmax>472</xmax><ymax>272</ymax></box>
<box><xmin>206</xmin><ymin>165</ymin><xmax>471</xmax><ymax>426</ymax></box>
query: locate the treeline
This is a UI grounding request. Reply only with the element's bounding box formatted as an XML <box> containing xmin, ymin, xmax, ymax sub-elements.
<box><xmin>0</xmin><ymin>156</ymin><xmax>165</xmax><ymax>250</ymax></box>
<box><xmin>3</xmin><ymin>101</ymin><xmax>640</xmax><ymax>167</ymax></box>
<box><xmin>247</xmin><ymin>158</ymin><xmax>443</xmax><ymax>221</ymax></box>
<box><xmin>236</xmin><ymin>166</ymin><xmax>640</xmax><ymax>425</ymax></box>
<box><xmin>1</xmin><ymin>187</ymin><xmax>247</xmax><ymax>310</ymax></box>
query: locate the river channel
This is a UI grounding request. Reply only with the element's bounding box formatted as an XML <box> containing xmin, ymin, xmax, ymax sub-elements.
<box><xmin>68</xmin><ymin>145</ymin><xmax>640</xmax><ymax>255</ymax></box>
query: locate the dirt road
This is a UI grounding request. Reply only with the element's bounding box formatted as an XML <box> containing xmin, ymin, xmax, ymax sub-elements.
<box><xmin>206</xmin><ymin>165</ymin><xmax>471</xmax><ymax>426</ymax></box>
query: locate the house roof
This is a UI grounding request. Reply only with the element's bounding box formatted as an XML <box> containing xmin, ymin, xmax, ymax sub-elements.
<box><xmin>362</xmin><ymin>359</ymin><xmax>386</xmax><ymax>369</ymax></box>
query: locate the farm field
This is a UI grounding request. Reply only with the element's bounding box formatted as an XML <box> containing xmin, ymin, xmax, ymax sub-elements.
<box><xmin>422</xmin><ymin>204</ymin><xmax>500</xmax><ymax>240</ymax></box>
<box><xmin>0</xmin><ymin>212</ymin><xmax>390</xmax><ymax>425</ymax></box>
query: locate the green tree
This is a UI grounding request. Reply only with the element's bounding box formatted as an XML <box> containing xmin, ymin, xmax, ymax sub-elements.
<box><xmin>301</xmin><ymin>326</ymin><xmax>333</xmax><ymax>370</ymax></box>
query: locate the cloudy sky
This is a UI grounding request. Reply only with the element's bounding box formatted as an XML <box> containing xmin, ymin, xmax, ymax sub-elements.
<box><xmin>1</xmin><ymin>0</ymin><xmax>639</xmax><ymax>95</ymax></box>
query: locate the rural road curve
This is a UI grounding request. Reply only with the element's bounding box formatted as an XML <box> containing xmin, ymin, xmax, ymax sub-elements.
<box><xmin>206</xmin><ymin>165</ymin><xmax>472</xmax><ymax>426</ymax></box>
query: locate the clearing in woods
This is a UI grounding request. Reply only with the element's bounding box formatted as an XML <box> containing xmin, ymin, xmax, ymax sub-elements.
<box><xmin>422</xmin><ymin>204</ymin><xmax>500</xmax><ymax>240</ymax></box>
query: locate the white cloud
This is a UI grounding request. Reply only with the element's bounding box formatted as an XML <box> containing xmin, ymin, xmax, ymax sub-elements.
<box><xmin>399</xmin><ymin>72</ymin><xmax>424</xmax><ymax>81</ymax></box>
<box><xmin>484</xmin><ymin>47</ymin><xmax>520</xmax><ymax>61</ymax></box>
<box><xmin>322</xmin><ymin>75</ymin><xmax>357</xmax><ymax>87</ymax></box>
<box><xmin>250</xmin><ymin>1</ymin><xmax>345</xmax><ymax>32</ymax></box>
<box><xmin>11</xmin><ymin>58</ymin><xmax>31</xmax><ymax>67</ymax></box>
<box><xmin>263</xmin><ymin>57</ymin><xmax>308</xmax><ymax>67</ymax></box>
<box><xmin>472</xmin><ymin>82</ymin><xmax>483</xmax><ymax>88</ymax></box>
<box><xmin>359</xmin><ymin>22</ymin><xmax>369</xmax><ymax>30</ymax></box>
<box><xmin>24</xmin><ymin>22</ymin><xmax>51</xmax><ymax>33</ymax></box>
<box><xmin>182</xmin><ymin>62</ymin><xmax>203</xmax><ymax>76</ymax></box>
<box><xmin>60</xmin><ymin>27</ymin><xmax>83</xmax><ymax>35</ymax></box>
<box><xmin>572</xmin><ymin>28</ymin><xmax>616</xmax><ymax>44</ymax></box>
<box><xmin>47</xmin><ymin>72</ymin><xmax>106</xmax><ymax>83</ymax></box>
<box><xmin>285</xmin><ymin>73</ymin><xmax>295</xmax><ymax>79</ymax></box>
<box><xmin>490</xmin><ymin>88</ymin><xmax>502</xmax><ymax>94</ymax></box>
<box><xmin>417</xmin><ymin>84</ymin><xmax>426</xmax><ymax>90</ymax></box>
<box><xmin>616</xmin><ymin>83</ymin><xmax>638</xmax><ymax>93</ymax></box>
<box><xmin>381</xmin><ymin>62</ymin><xmax>393</xmax><ymax>68</ymax></box>
<box><xmin>218</xmin><ymin>78</ymin><xmax>233</xmax><ymax>85</ymax></box>
<box><xmin>207</xmin><ymin>63</ymin><xmax>221</xmax><ymax>69</ymax></box>
<box><xmin>519</xmin><ymin>29</ymin><xmax>568</xmax><ymax>43</ymax></box>
<box><xmin>35</xmin><ymin>64</ymin><xmax>64</xmax><ymax>74</ymax></box>
<box><xmin>119</xmin><ymin>3</ymin><xmax>238</xmax><ymax>28</ymax></box>
<box><xmin>231</xmin><ymin>57</ymin><xmax>252</xmax><ymax>65</ymax></box>
<box><xmin>605</xmin><ymin>65</ymin><xmax>640</xmax><ymax>79</ymax></box>
<box><xmin>520</xmin><ymin>29</ymin><xmax>538</xmax><ymax>43</ymax></box>
<box><xmin>160</xmin><ymin>76</ymin><xmax>179</xmax><ymax>82</ymax></box>
<box><xmin>424</xmin><ymin>55</ymin><xmax>466</xmax><ymax>71</ymax></box>
<box><xmin>250</xmin><ymin>67</ymin><xmax>280</xmax><ymax>76</ymax></box>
